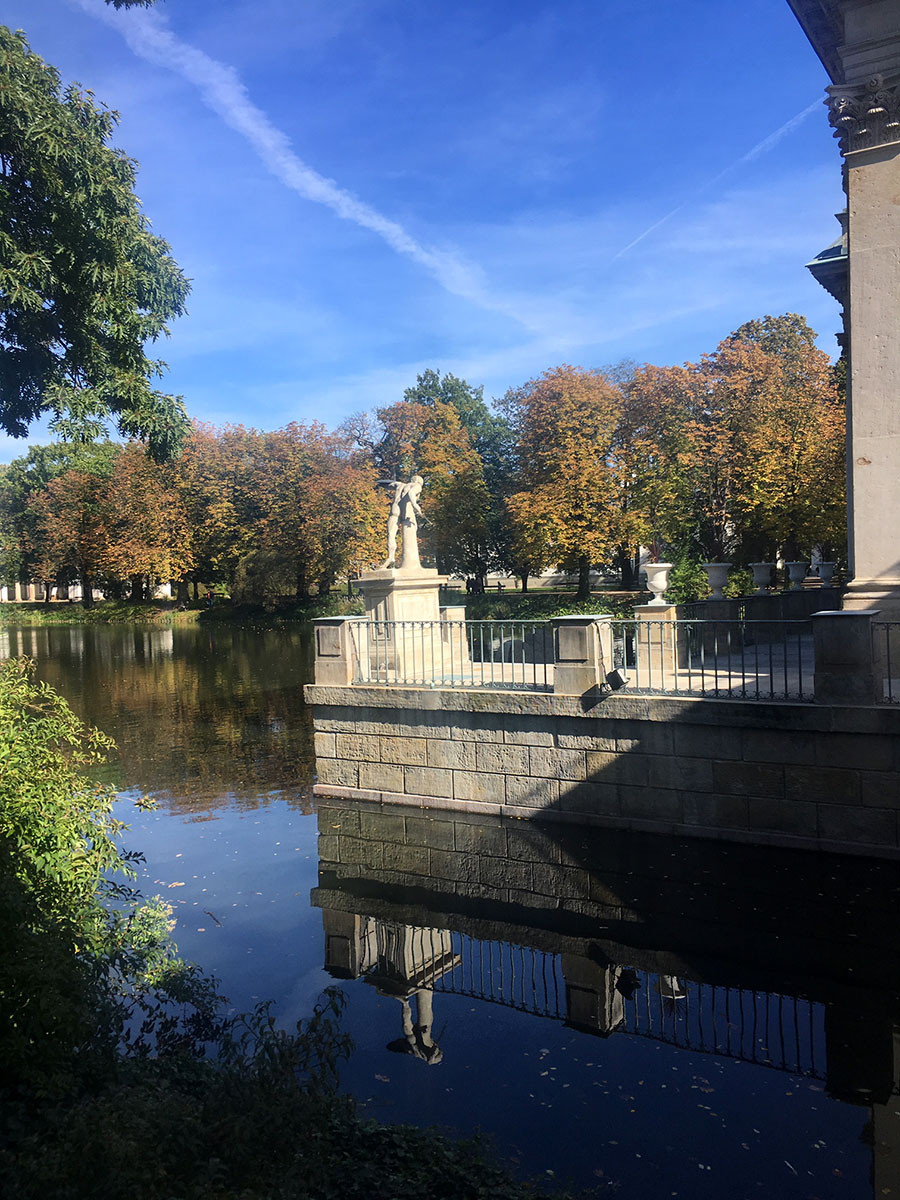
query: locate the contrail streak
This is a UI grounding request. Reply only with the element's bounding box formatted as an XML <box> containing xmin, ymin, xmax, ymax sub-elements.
<box><xmin>72</xmin><ymin>0</ymin><xmax>535</xmax><ymax>327</ymax></box>
<box><xmin>611</xmin><ymin>98</ymin><xmax>823</xmax><ymax>261</ymax></box>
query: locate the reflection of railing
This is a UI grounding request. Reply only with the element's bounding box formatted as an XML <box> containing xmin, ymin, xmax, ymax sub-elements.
<box><xmin>612</xmin><ymin>618</ymin><xmax>813</xmax><ymax>701</ymax></box>
<box><xmin>874</xmin><ymin>622</ymin><xmax>900</xmax><ymax>704</ymax></box>
<box><xmin>349</xmin><ymin>619</ymin><xmax>555</xmax><ymax>691</ymax></box>
<box><xmin>626</xmin><ymin>972</ymin><xmax>825</xmax><ymax>1078</ymax></box>
<box><xmin>364</xmin><ymin>922</ymin><xmax>826</xmax><ymax>1079</ymax></box>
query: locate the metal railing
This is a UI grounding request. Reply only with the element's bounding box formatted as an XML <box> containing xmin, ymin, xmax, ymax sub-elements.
<box><xmin>362</xmin><ymin>921</ymin><xmax>826</xmax><ymax>1079</ymax></box>
<box><xmin>874</xmin><ymin>622</ymin><xmax>900</xmax><ymax>704</ymax></box>
<box><xmin>346</xmin><ymin>615</ymin><xmax>817</xmax><ymax>701</ymax></box>
<box><xmin>349</xmin><ymin>618</ymin><xmax>555</xmax><ymax>690</ymax></box>
<box><xmin>612</xmin><ymin>618</ymin><xmax>814</xmax><ymax>701</ymax></box>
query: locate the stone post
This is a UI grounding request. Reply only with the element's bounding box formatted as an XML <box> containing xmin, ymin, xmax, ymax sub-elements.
<box><xmin>634</xmin><ymin>603</ymin><xmax>679</xmax><ymax>689</ymax></box>
<box><xmin>812</xmin><ymin>609</ymin><xmax>879</xmax><ymax>705</ymax></box>
<box><xmin>561</xmin><ymin>955</ymin><xmax>625</xmax><ymax>1036</ymax></box>
<box><xmin>439</xmin><ymin>605</ymin><xmax>472</xmax><ymax>675</ymax></box>
<box><xmin>552</xmin><ymin>615</ymin><xmax>610</xmax><ymax>696</ymax></box>
<box><xmin>312</xmin><ymin>616</ymin><xmax>366</xmax><ymax>686</ymax></box>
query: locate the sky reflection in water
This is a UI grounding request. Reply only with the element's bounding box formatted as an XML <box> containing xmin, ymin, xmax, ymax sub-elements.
<box><xmin>12</xmin><ymin>622</ymin><xmax>898</xmax><ymax>1197</ymax></box>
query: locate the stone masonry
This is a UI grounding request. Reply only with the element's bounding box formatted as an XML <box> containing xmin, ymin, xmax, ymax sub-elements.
<box><xmin>306</xmin><ymin>683</ymin><xmax>900</xmax><ymax>859</ymax></box>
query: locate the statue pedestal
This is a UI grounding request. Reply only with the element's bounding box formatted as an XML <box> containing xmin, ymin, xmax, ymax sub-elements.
<box><xmin>355</xmin><ymin>568</ymin><xmax>467</xmax><ymax>682</ymax></box>
<box><xmin>356</xmin><ymin>567</ymin><xmax>447</xmax><ymax>624</ymax></box>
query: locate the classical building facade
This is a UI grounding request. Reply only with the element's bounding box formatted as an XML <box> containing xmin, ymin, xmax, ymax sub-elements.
<box><xmin>789</xmin><ymin>1</ymin><xmax>900</xmax><ymax>612</ymax></box>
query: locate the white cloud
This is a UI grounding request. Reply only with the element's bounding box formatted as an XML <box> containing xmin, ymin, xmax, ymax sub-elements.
<box><xmin>72</xmin><ymin>0</ymin><xmax>543</xmax><ymax>332</ymax></box>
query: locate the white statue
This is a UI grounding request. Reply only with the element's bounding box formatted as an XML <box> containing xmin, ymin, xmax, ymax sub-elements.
<box><xmin>379</xmin><ymin>475</ymin><xmax>424</xmax><ymax>570</ymax></box>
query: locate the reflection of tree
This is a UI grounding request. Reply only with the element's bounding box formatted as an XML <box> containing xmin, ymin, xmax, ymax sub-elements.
<box><xmin>9</xmin><ymin>624</ymin><xmax>316</xmax><ymax>812</ymax></box>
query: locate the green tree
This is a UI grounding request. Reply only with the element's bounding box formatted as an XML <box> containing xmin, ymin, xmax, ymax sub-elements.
<box><xmin>0</xmin><ymin>27</ymin><xmax>190</xmax><ymax>460</ymax></box>
<box><xmin>403</xmin><ymin>370</ymin><xmax>516</xmax><ymax>584</ymax></box>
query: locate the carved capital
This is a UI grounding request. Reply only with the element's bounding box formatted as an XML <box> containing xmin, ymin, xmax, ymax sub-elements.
<box><xmin>827</xmin><ymin>74</ymin><xmax>900</xmax><ymax>154</ymax></box>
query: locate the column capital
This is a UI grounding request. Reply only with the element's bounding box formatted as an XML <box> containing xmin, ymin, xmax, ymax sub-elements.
<box><xmin>827</xmin><ymin>73</ymin><xmax>900</xmax><ymax>155</ymax></box>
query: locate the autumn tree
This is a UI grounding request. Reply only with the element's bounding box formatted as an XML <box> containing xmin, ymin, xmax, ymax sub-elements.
<box><xmin>0</xmin><ymin>442</ymin><xmax>119</xmax><ymax>595</ymax></box>
<box><xmin>102</xmin><ymin>443</ymin><xmax>194</xmax><ymax>599</ymax></box>
<box><xmin>0</xmin><ymin>28</ymin><xmax>190</xmax><ymax>459</ymax></box>
<box><xmin>27</xmin><ymin>471</ymin><xmax>108</xmax><ymax>606</ymax></box>
<box><xmin>166</xmin><ymin>424</ymin><xmax>267</xmax><ymax>600</ymax></box>
<box><xmin>613</xmin><ymin>363</ymin><xmax>697</xmax><ymax>583</ymax></box>
<box><xmin>501</xmin><ymin>365</ymin><xmax>631</xmax><ymax>598</ymax></box>
<box><xmin>624</xmin><ymin>314</ymin><xmax>846</xmax><ymax>565</ymax></box>
<box><xmin>250</xmin><ymin>423</ymin><xmax>379</xmax><ymax>603</ymax></box>
<box><xmin>349</xmin><ymin>379</ymin><xmax>493</xmax><ymax>581</ymax></box>
<box><xmin>402</xmin><ymin>370</ymin><xmax>515</xmax><ymax>583</ymax></box>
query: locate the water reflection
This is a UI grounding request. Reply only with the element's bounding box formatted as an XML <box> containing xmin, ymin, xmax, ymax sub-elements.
<box><xmin>314</xmin><ymin>801</ymin><xmax>900</xmax><ymax>1196</ymax></box>
<box><xmin>3</xmin><ymin>623</ymin><xmax>316</xmax><ymax>811</ymax></box>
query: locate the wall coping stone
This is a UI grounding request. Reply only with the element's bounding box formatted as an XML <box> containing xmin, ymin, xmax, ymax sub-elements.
<box><xmin>304</xmin><ymin>683</ymin><xmax>900</xmax><ymax>736</ymax></box>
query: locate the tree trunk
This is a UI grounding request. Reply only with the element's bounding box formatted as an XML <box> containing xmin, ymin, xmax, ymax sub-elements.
<box><xmin>42</xmin><ymin>580</ymin><xmax>51</xmax><ymax>607</ymax></box>
<box><xmin>176</xmin><ymin>577</ymin><xmax>189</xmax><ymax>603</ymax></box>
<box><xmin>318</xmin><ymin>574</ymin><xmax>332</xmax><ymax>597</ymax></box>
<box><xmin>192</xmin><ymin>579</ymin><xmax>200</xmax><ymax>601</ymax></box>
<box><xmin>617</xmin><ymin>546</ymin><xmax>639</xmax><ymax>590</ymax></box>
<box><xmin>519</xmin><ymin>571</ymin><xmax>529</xmax><ymax>594</ymax></box>
<box><xmin>130</xmin><ymin>574</ymin><xmax>144</xmax><ymax>603</ymax></box>
<box><xmin>295</xmin><ymin>565</ymin><xmax>309</xmax><ymax>601</ymax></box>
<box><xmin>82</xmin><ymin>574</ymin><xmax>94</xmax><ymax>608</ymax></box>
<box><xmin>577</xmin><ymin>555</ymin><xmax>591</xmax><ymax>600</ymax></box>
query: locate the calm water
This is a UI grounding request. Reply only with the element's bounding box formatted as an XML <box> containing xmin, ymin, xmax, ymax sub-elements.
<box><xmin>8</xmin><ymin>621</ymin><xmax>900</xmax><ymax>1199</ymax></box>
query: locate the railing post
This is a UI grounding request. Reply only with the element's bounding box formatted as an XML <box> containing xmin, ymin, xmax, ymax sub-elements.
<box><xmin>552</xmin><ymin>616</ymin><xmax>610</xmax><ymax>695</ymax></box>
<box><xmin>812</xmin><ymin>610</ymin><xmax>880</xmax><ymax>705</ymax></box>
<box><xmin>312</xmin><ymin>616</ymin><xmax>364</xmax><ymax>685</ymax></box>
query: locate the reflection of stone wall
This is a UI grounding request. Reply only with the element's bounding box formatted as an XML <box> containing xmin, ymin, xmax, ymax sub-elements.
<box><xmin>307</xmin><ymin>684</ymin><xmax>900</xmax><ymax>857</ymax></box>
<box><xmin>313</xmin><ymin>799</ymin><xmax>900</xmax><ymax>1107</ymax></box>
<box><xmin>313</xmin><ymin>801</ymin><xmax>900</xmax><ymax>995</ymax></box>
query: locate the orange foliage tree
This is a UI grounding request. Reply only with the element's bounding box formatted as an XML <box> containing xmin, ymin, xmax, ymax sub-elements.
<box><xmin>102</xmin><ymin>443</ymin><xmax>194</xmax><ymax>599</ymax></box>
<box><xmin>170</xmin><ymin>422</ymin><xmax>380</xmax><ymax>604</ymax></box>
<box><xmin>27</xmin><ymin>470</ymin><xmax>109</xmax><ymax>607</ymax></box>
<box><xmin>618</xmin><ymin>315</ymin><xmax>845</xmax><ymax>566</ymax></box>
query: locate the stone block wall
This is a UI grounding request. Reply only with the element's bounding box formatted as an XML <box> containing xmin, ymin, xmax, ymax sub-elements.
<box><xmin>306</xmin><ymin>684</ymin><xmax>900</xmax><ymax>858</ymax></box>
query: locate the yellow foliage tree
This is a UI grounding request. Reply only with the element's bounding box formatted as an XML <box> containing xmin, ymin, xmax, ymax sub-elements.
<box><xmin>502</xmin><ymin>365</ymin><xmax>632</xmax><ymax>598</ymax></box>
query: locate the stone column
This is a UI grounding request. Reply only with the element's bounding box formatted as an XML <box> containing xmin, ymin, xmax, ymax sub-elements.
<box><xmin>823</xmin><ymin>8</ymin><xmax>900</xmax><ymax>614</ymax></box>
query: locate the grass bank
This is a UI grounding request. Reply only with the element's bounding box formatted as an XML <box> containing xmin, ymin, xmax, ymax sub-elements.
<box><xmin>0</xmin><ymin>591</ymin><xmax>641</xmax><ymax>627</ymax></box>
<box><xmin>0</xmin><ymin>600</ymin><xmax>203</xmax><ymax>625</ymax></box>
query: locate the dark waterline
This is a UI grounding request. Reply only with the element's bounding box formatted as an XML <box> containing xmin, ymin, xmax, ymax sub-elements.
<box><xmin>8</xmin><ymin>622</ymin><xmax>900</xmax><ymax>1198</ymax></box>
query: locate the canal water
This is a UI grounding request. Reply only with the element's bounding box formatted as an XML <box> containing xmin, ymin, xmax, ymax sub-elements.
<box><xmin>7</xmin><ymin>622</ymin><xmax>900</xmax><ymax>1199</ymax></box>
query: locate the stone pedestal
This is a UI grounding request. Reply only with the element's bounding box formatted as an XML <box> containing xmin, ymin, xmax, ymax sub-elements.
<box><xmin>355</xmin><ymin>567</ymin><xmax>453</xmax><ymax>683</ymax></box>
<box><xmin>356</xmin><ymin>567</ymin><xmax>447</xmax><ymax>624</ymax></box>
<box><xmin>634</xmin><ymin>603</ymin><xmax>680</xmax><ymax>689</ymax></box>
<box><xmin>812</xmin><ymin>609</ymin><xmax>879</xmax><ymax>705</ymax></box>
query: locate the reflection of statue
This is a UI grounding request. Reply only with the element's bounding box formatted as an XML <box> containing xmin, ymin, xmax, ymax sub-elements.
<box><xmin>385</xmin><ymin>988</ymin><xmax>443</xmax><ymax>1065</ymax></box>
<box><xmin>378</xmin><ymin>475</ymin><xmax>424</xmax><ymax>570</ymax></box>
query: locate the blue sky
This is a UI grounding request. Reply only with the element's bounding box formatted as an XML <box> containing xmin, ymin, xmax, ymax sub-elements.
<box><xmin>2</xmin><ymin>0</ymin><xmax>844</xmax><ymax>459</ymax></box>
